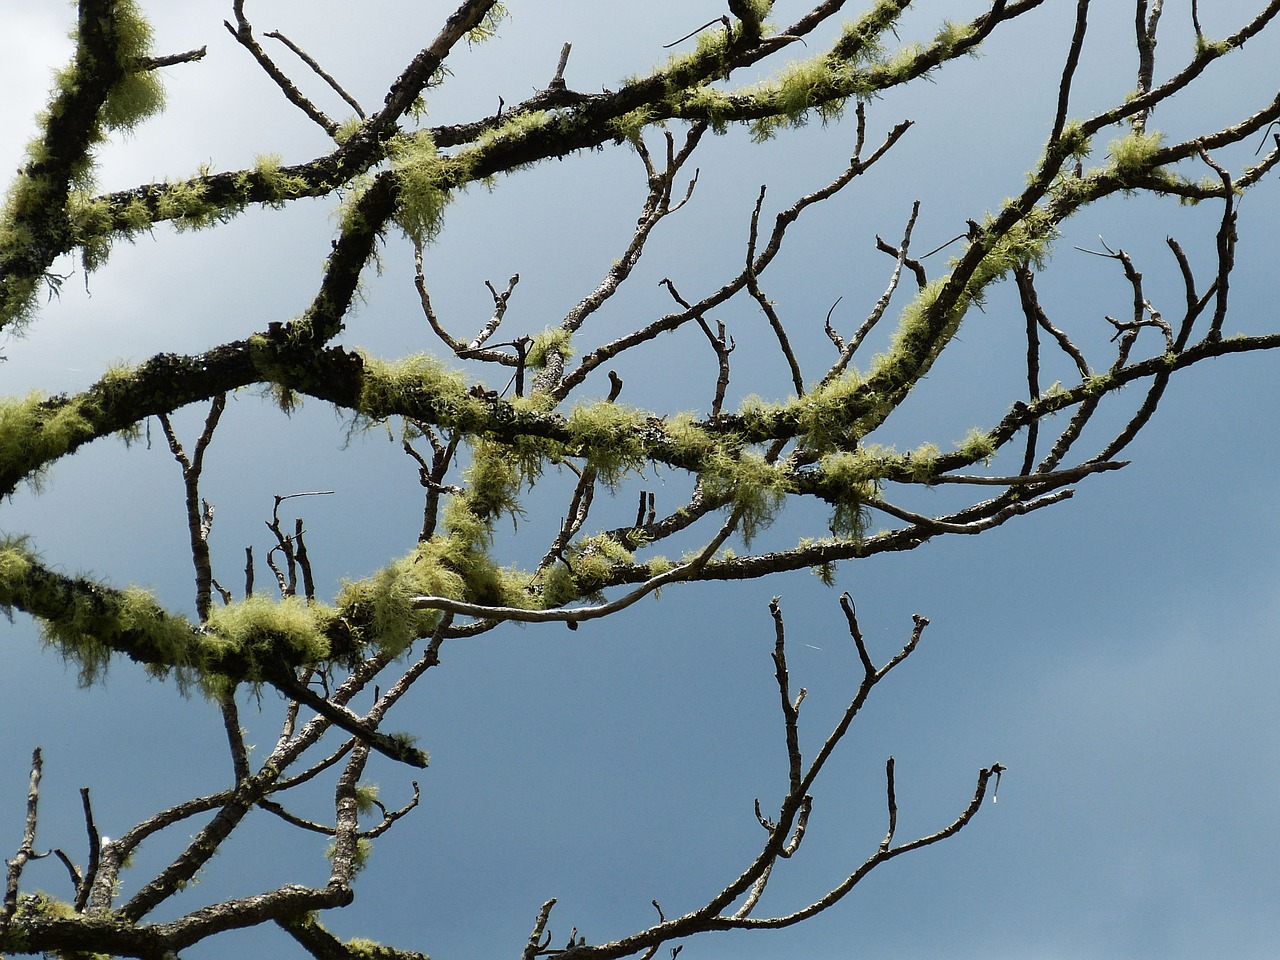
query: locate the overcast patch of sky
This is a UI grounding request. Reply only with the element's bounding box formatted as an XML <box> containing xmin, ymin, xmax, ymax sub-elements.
<box><xmin>3</xmin><ymin>3</ymin><xmax>1280</xmax><ymax>960</ymax></box>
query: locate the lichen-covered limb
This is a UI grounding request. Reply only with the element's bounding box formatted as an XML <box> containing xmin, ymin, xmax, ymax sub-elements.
<box><xmin>0</xmin><ymin>0</ymin><xmax>165</xmax><ymax>330</ymax></box>
<box><xmin>0</xmin><ymin>538</ymin><xmax>343</xmax><ymax>685</ymax></box>
<box><xmin>0</xmin><ymin>764</ymin><xmax>353</xmax><ymax>958</ymax></box>
<box><xmin>660</xmin><ymin>0</ymin><xmax>1038</xmax><ymax>137</ymax></box>
<box><xmin>0</xmin><ymin>0</ymin><xmax>498</xmax><ymax>329</ymax></box>
<box><xmin>278</xmin><ymin>913</ymin><xmax>434</xmax><ymax>960</ymax></box>
<box><xmin>7</xmin><ymin>100</ymin><xmax>1270</xmax><ymax>507</ymax></box>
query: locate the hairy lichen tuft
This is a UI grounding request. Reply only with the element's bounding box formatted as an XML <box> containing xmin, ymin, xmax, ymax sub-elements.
<box><xmin>204</xmin><ymin>595</ymin><xmax>334</xmax><ymax>679</ymax></box>
<box><xmin>388</xmin><ymin>132</ymin><xmax>453</xmax><ymax>244</ymax></box>
<box><xmin>1106</xmin><ymin>129</ymin><xmax>1164</xmax><ymax>183</ymax></box>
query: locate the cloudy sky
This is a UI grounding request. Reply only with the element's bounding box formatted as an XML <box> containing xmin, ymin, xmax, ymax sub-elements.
<box><xmin>3</xmin><ymin>2</ymin><xmax>1280</xmax><ymax>959</ymax></box>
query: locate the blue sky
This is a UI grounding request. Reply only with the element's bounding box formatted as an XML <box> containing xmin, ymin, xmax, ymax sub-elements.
<box><xmin>3</xmin><ymin>3</ymin><xmax>1280</xmax><ymax>959</ymax></box>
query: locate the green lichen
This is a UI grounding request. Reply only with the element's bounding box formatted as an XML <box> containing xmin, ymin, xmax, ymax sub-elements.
<box><xmin>610</xmin><ymin>104</ymin><xmax>662</xmax><ymax>143</ymax></box>
<box><xmin>0</xmin><ymin>1</ymin><xmax>167</xmax><ymax>326</ymax></box>
<box><xmin>932</xmin><ymin>19</ymin><xmax>976</xmax><ymax>55</ymax></box>
<box><xmin>342</xmin><ymin>935</ymin><xmax>395</xmax><ymax>959</ymax></box>
<box><xmin>794</xmin><ymin>372</ymin><xmax>865</xmax><ymax>453</ymax></box>
<box><xmin>354</xmin><ymin>783</ymin><xmax>380</xmax><ymax>815</ymax></box>
<box><xmin>336</xmin><ymin>547</ymin><xmax>459</xmax><ymax>658</ymax></box>
<box><xmin>472</xmin><ymin>109</ymin><xmax>551</xmax><ymax>152</ymax></box>
<box><xmin>540</xmin><ymin>533</ymin><xmax>636</xmax><ymax>606</ymax></box>
<box><xmin>646</xmin><ymin>555</ymin><xmax>674</xmax><ymax>578</ymax></box>
<box><xmin>464</xmin><ymin>438</ymin><xmax>527</xmax><ymax>520</ymax></box>
<box><xmin>957</xmin><ymin>427</ymin><xmax>996</xmax><ymax>462</ymax></box>
<box><xmin>57</xmin><ymin>586</ymin><xmax>197</xmax><ymax>686</ymax></box>
<box><xmin>334</xmin><ymin>115</ymin><xmax>363</xmax><ymax>144</ymax></box>
<box><xmin>750</xmin><ymin>56</ymin><xmax>845</xmax><ymax>140</ymax></box>
<box><xmin>679</xmin><ymin>87</ymin><xmax>733</xmax><ymax>134</ymax></box>
<box><xmin>65</xmin><ymin>192</ymin><xmax>114</xmax><ymax>271</ymax></box>
<box><xmin>1194</xmin><ymin>35</ymin><xmax>1233</xmax><ymax>57</ymax></box>
<box><xmin>868</xmin><ymin>277</ymin><xmax>950</xmax><ymax>382</ymax></box>
<box><xmin>204</xmin><ymin>595</ymin><xmax>334</xmax><ymax>677</ymax></box>
<box><xmin>1082</xmin><ymin>371</ymin><xmax>1115</xmax><ymax>397</ymax></box>
<box><xmin>357</xmin><ymin>353</ymin><xmax>485</xmax><ymax>429</ymax></box>
<box><xmin>1106</xmin><ymin>129</ymin><xmax>1164</xmax><ymax>182</ymax></box>
<box><xmin>467</xmin><ymin>3</ymin><xmax>508</xmax><ymax>44</ymax></box>
<box><xmin>154</xmin><ymin>169</ymin><xmax>231</xmax><ymax>231</ymax></box>
<box><xmin>664</xmin><ymin>412</ymin><xmax>717</xmax><ymax>463</ymax></box>
<box><xmin>99</xmin><ymin>0</ymin><xmax>166</xmax><ymax>133</ymax></box>
<box><xmin>565</xmin><ymin>402</ymin><xmax>648</xmax><ymax>487</ymax></box>
<box><xmin>700</xmin><ymin>448</ymin><xmax>791</xmax><ymax>544</ymax></box>
<box><xmin>338</xmin><ymin>516</ymin><xmax>538</xmax><ymax>653</ymax></box>
<box><xmin>244</xmin><ymin>154</ymin><xmax>310</xmax><ymax>206</ymax></box>
<box><xmin>387</xmin><ymin>132</ymin><xmax>453</xmax><ymax>244</ymax></box>
<box><xmin>0</xmin><ymin>391</ymin><xmax>95</xmax><ymax>490</ymax></box>
<box><xmin>1050</xmin><ymin>119</ymin><xmax>1092</xmax><ymax>162</ymax></box>
<box><xmin>869</xmin><ymin>201</ymin><xmax>1059</xmax><ymax>395</ymax></box>
<box><xmin>815</xmin><ymin>451</ymin><xmax>880</xmax><ymax>537</ymax></box>
<box><xmin>736</xmin><ymin>394</ymin><xmax>784</xmax><ymax>436</ymax></box>
<box><xmin>526</xmin><ymin>327</ymin><xmax>574</xmax><ymax>371</ymax></box>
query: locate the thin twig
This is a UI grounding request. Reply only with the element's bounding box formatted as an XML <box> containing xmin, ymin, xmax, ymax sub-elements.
<box><xmin>265</xmin><ymin>30</ymin><xmax>366</xmax><ymax>119</ymax></box>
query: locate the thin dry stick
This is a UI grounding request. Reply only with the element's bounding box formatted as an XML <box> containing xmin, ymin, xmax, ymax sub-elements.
<box><xmin>158</xmin><ymin>394</ymin><xmax>226</xmax><ymax>622</ymax></box>
<box><xmin>1050</xmin><ymin>0</ymin><xmax>1091</xmax><ymax>144</ymax></box>
<box><xmin>2</xmin><ymin>749</ymin><xmax>43</xmax><ymax>924</ymax></box>
<box><xmin>265</xmin><ymin>30</ymin><xmax>366</xmax><ymax>118</ymax></box>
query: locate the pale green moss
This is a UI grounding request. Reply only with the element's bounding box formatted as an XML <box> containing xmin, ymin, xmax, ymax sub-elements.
<box><xmin>1082</xmin><ymin>372</ymin><xmax>1115</xmax><ymax>397</ymax></box>
<box><xmin>700</xmin><ymin>448</ymin><xmax>791</xmax><ymax>543</ymax></box>
<box><xmin>154</xmin><ymin>173</ymin><xmax>230</xmax><ymax>231</ymax></box>
<box><xmin>664</xmin><ymin>412</ymin><xmax>717</xmax><ymax>462</ymax></box>
<box><xmin>646</xmin><ymin>555</ymin><xmax>674</xmax><ymax>577</ymax></box>
<box><xmin>540</xmin><ymin>533</ymin><xmax>636</xmax><ymax>606</ymax></box>
<box><xmin>467</xmin><ymin>3</ymin><xmax>508</xmax><ymax>44</ymax></box>
<box><xmin>336</xmin><ymin>547</ymin><xmax>459</xmax><ymax>658</ymax></box>
<box><xmin>343</xmin><ymin>936</ymin><xmax>391</xmax><ymax>959</ymax></box>
<box><xmin>0</xmin><ymin>540</ymin><xmax>201</xmax><ymax>687</ymax></box>
<box><xmin>1194</xmin><ymin>35</ymin><xmax>1233</xmax><ymax>57</ymax></box>
<box><xmin>680</xmin><ymin>87</ymin><xmax>734</xmax><ymax>133</ymax></box>
<box><xmin>1055</xmin><ymin>119</ymin><xmax>1092</xmax><ymax>159</ymax></box>
<box><xmin>357</xmin><ymin>353</ymin><xmax>486</xmax><ymax>428</ymax></box>
<box><xmin>473</xmin><ymin>110</ymin><xmax>551</xmax><ymax>152</ymax></box>
<box><xmin>334</xmin><ymin>115</ymin><xmax>363</xmax><ymax>144</ymax></box>
<box><xmin>526</xmin><ymin>327</ymin><xmax>573</xmax><ymax>370</ymax></box>
<box><xmin>387</xmin><ymin>132</ymin><xmax>453</xmax><ymax>244</ymax></box>
<box><xmin>245</xmin><ymin>154</ymin><xmax>309</xmax><ymax>206</ymax></box>
<box><xmin>99</xmin><ymin>0</ymin><xmax>166</xmax><ymax>133</ymax></box>
<box><xmin>119</xmin><ymin>196</ymin><xmax>153</xmax><ymax>231</ymax></box>
<box><xmin>869</xmin><ymin>277</ymin><xmax>949</xmax><ymax>382</ymax></box>
<box><xmin>737</xmin><ymin>394</ymin><xmax>785</xmax><ymax>436</ymax></box>
<box><xmin>354</xmin><ymin>783</ymin><xmax>380</xmax><ymax>815</ymax></box>
<box><xmin>565</xmin><ymin>402</ymin><xmax>649</xmax><ymax>487</ymax></box>
<box><xmin>610</xmin><ymin>104</ymin><xmax>662</xmax><ymax>143</ymax></box>
<box><xmin>932</xmin><ymin>19</ymin><xmax>976</xmax><ymax>54</ymax></box>
<box><xmin>957</xmin><ymin>427</ymin><xmax>996</xmax><ymax>462</ymax></box>
<box><xmin>1106</xmin><ymin>129</ymin><xmax>1164</xmax><ymax>181</ymax></box>
<box><xmin>205</xmin><ymin>595</ymin><xmax>334</xmax><ymax>675</ymax></box>
<box><xmin>869</xmin><ymin>200</ymin><xmax>1058</xmax><ymax>397</ymax></box>
<box><xmin>66</xmin><ymin>192</ymin><xmax>117</xmax><ymax>272</ymax></box>
<box><xmin>0</xmin><ymin>391</ymin><xmax>94</xmax><ymax>489</ymax></box>
<box><xmin>49</xmin><ymin>585</ymin><xmax>198</xmax><ymax>687</ymax></box>
<box><xmin>795</xmin><ymin>372</ymin><xmax>864</xmax><ymax>452</ymax></box>
<box><xmin>815</xmin><ymin>451</ymin><xmax>879</xmax><ymax>537</ymax></box>
<box><xmin>0</xmin><ymin>1</ymin><xmax>167</xmax><ymax>325</ymax></box>
<box><xmin>464</xmin><ymin>439</ymin><xmax>526</xmax><ymax>519</ymax></box>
